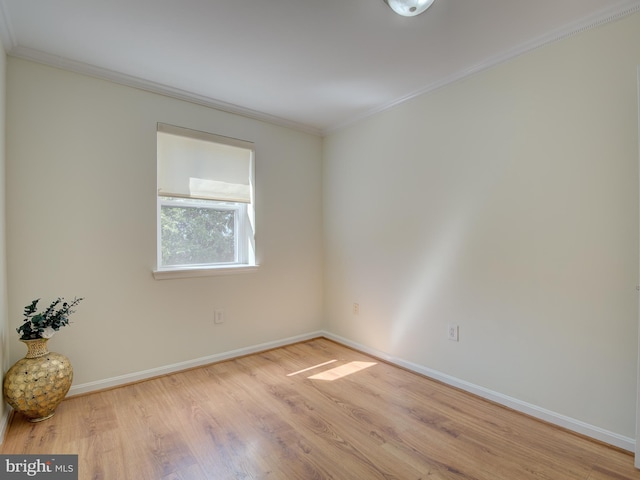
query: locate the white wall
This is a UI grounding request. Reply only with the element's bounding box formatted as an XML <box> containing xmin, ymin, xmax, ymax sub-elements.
<box><xmin>324</xmin><ymin>13</ymin><xmax>640</xmax><ymax>441</ymax></box>
<box><xmin>6</xmin><ymin>58</ymin><xmax>324</xmax><ymax>386</ymax></box>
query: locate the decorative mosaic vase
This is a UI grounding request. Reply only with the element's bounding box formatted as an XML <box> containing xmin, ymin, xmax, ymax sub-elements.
<box><xmin>3</xmin><ymin>338</ymin><xmax>73</xmax><ymax>422</ymax></box>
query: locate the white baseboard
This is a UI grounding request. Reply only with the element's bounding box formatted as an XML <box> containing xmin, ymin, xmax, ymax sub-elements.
<box><xmin>321</xmin><ymin>331</ymin><xmax>636</xmax><ymax>453</ymax></box>
<box><xmin>68</xmin><ymin>330</ymin><xmax>324</xmax><ymax>396</ymax></box>
<box><xmin>67</xmin><ymin>329</ymin><xmax>634</xmax><ymax>452</ymax></box>
<box><xmin>0</xmin><ymin>406</ymin><xmax>12</xmax><ymax>445</ymax></box>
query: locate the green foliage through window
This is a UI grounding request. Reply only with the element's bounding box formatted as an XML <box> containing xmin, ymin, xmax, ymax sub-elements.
<box><xmin>161</xmin><ymin>204</ymin><xmax>236</xmax><ymax>266</ymax></box>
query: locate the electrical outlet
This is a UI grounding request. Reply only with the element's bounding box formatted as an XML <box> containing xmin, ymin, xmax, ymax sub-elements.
<box><xmin>353</xmin><ymin>303</ymin><xmax>360</xmax><ymax>315</ymax></box>
<box><xmin>448</xmin><ymin>324</ymin><xmax>459</xmax><ymax>341</ymax></box>
<box><xmin>214</xmin><ymin>309</ymin><xmax>225</xmax><ymax>324</ymax></box>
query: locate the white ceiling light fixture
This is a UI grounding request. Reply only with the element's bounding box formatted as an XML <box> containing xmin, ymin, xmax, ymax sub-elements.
<box><xmin>384</xmin><ymin>0</ymin><xmax>435</xmax><ymax>17</ymax></box>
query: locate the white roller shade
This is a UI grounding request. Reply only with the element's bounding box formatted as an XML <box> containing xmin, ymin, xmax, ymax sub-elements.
<box><xmin>157</xmin><ymin>123</ymin><xmax>253</xmax><ymax>203</ymax></box>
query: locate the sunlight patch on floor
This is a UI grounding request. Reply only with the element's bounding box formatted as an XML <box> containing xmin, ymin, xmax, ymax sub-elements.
<box><xmin>308</xmin><ymin>361</ymin><xmax>377</xmax><ymax>381</ymax></box>
<box><xmin>286</xmin><ymin>359</ymin><xmax>338</xmax><ymax>377</ymax></box>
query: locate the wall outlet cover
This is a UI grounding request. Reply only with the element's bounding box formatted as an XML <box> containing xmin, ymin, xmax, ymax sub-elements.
<box><xmin>448</xmin><ymin>324</ymin><xmax>459</xmax><ymax>341</ymax></box>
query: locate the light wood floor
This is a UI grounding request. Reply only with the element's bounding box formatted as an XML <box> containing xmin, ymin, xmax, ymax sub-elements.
<box><xmin>1</xmin><ymin>338</ymin><xmax>639</xmax><ymax>479</ymax></box>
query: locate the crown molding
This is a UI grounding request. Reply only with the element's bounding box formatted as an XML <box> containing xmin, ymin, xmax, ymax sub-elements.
<box><xmin>2</xmin><ymin>1</ymin><xmax>639</xmax><ymax>136</ymax></box>
<box><xmin>326</xmin><ymin>0</ymin><xmax>640</xmax><ymax>134</ymax></box>
<box><xmin>7</xmin><ymin>45</ymin><xmax>323</xmax><ymax>137</ymax></box>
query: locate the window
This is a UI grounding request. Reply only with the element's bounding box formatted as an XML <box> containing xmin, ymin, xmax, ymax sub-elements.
<box><xmin>154</xmin><ymin>123</ymin><xmax>256</xmax><ymax>279</ymax></box>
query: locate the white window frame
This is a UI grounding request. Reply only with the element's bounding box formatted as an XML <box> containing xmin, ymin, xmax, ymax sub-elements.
<box><xmin>153</xmin><ymin>124</ymin><xmax>258</xmax><ymax>280</ymax></box>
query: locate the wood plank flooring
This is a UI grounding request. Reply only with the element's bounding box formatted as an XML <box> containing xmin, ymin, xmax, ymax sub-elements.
<box><xmin>1</xmin><ymin>338</ymin><xmax>639</xmax><ymax>479</ymax></box>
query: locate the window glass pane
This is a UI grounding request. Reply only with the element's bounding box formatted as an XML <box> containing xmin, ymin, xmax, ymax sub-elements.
<box><xmin>161</xmin><ymin>204</ymin><xmax>236</xmax><ymax>266</ymax></box>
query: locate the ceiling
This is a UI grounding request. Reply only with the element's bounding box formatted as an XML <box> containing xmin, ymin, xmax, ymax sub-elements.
<box><xmin>0</xmin><ymin>0</ymin><xmax>639</xmax><ymax>135</ymax></box>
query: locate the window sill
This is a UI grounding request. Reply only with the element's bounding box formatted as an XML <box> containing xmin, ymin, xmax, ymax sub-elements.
<box><xmin>153</xmin><ymin>264</ymin><xmax>259</xmax><ymax>280</ymax></box>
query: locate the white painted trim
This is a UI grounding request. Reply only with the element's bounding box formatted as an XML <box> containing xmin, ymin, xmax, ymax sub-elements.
<box><xmin>152</xmin><ymin>264</ymin><xmax>259</xmax><ymax>280</ymax></box>
<box><xmin>322</xmin><ymin>331</ymin><xmax>636</xmax><ymax>453</ymax></box>
<box><xmin>3</xmin><ymin>2</ymin><xmax>640</xmax><ymax>136</ymax></box>
<box><xmin>635</xmin><ymin>64</ymin><xmax>640</xmax><ymax>469</ymax></box>
<box><xmin>0</xmin><ymin>407</ymin><xmax>11</xmax><ymax>445</ymax></box>
<box><xmin>327</xmin><ymin>1</ymin><xmax>640</xmax><ymax>134</ymax></box>
<box><xmin>67</xmin><ymin>328</ymin><xmax>636</xmax><ymax>452</ymax></box>
<box><xmin>5</xmin><ymin>45</ymin><xmax>322</xmax><ymax>137</ymax></box>
<box><xmin>68</xmin><ymin>330</ymin><xmax>324</xmax><ymax>396</ymax></box>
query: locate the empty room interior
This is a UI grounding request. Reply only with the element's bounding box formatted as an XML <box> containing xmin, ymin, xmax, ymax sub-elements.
<box><xmin>0</xmin><ymin>0</ymin><xmax>640</xmax><ymax>478</ymax></box>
